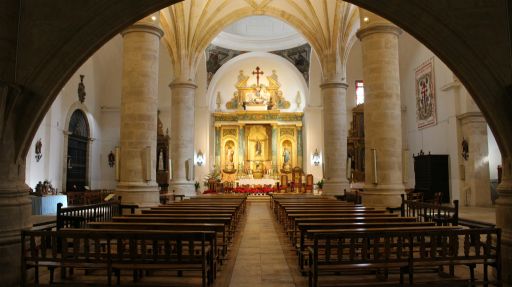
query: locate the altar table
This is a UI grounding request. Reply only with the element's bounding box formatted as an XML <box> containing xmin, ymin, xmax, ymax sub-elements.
<box><xmin>237</xmin><ymin>178</ymin><xmax>277</xmax><ymax>186</ymax></box>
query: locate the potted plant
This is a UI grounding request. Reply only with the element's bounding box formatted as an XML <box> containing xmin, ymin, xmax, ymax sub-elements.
<box><xmin>316</xmin><ymin>179</ymin><xmax>324</xmax><ymax>194</ymax></box>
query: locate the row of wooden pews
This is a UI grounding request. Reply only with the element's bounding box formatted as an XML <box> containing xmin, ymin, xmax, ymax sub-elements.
<box><xmin>21</xmin><ymin>194</ymin><xmax>247</xmax><ymax>286</ymax></box>
<box><xmin>270</xmin><ymin>194</ymin><xmax>502</xmax><ymax>287</ymax></box>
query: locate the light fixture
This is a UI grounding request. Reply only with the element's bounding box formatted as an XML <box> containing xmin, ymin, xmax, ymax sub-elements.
<box><xmin>196</xmin><ymin>150</ymin><xmax>204</xmax><ymax>166</ymax></box>
<box><xmin>151</xmin><ymin>15</ymin><xmax>157</xmax><ymax>21</ymax></box>
<box><xmin>312</xmin><ymin>149</ymin><xmax>321</xmax><ymax>166</ymax></box>
<box><xmin>363</xmin><ymin>16</ymin><xmax>369</xmax><ymax>22</ymax></box>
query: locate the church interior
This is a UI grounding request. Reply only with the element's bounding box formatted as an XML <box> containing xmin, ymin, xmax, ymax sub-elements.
<box><xmin>1</xmin><ymin>0</ymin><xmax>512</xmax><ymax>286</ymax></box>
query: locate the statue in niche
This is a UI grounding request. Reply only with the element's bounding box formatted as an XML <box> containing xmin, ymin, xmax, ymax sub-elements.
<box><xmin>223</xmin><ymin>141</ymin><xmax>236</xmax><ymax>174</ymax></box>
<box><xmin>77</xmin><ymin>75</ymin><xmax>86</xmax><ymax>103</ymax></box>
<box><xmin>281</xmin><ymin>141</ymin><xmax>292</xmax><ymax>173</ymax></box>
<box><xmin>255</xmin><ymin>140</ymin><xmax>262</xmax><ymax>156</ymax></box>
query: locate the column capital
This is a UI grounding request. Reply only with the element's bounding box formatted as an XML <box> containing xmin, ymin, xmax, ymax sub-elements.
<box><xmin>356</xmin><ymin>24</ymin><xmax>402</xmax><ymax>41</ymax></box>
<box><xmin>121</xmin><ymin>24</ymin><xmax>164</xmax><ymax>39</ymax></box>
<box><xmin>320</xmin><ymin>81</ymin><xmax>348</xmax><ymax>90</ymax></box>
<box><xmin>169</xmin><ymin>80</ymin><xmax>198</xmax><ymax>89</ymax></box>
<box><xmin>456</xmin><ymin>112</ymin><xmax>486</xmax><ymax>124</ymax></box>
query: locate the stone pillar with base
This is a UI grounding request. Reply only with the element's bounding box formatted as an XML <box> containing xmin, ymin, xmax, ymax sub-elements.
<box><xmin>169</xmin><ymin>81</ymin><xmax>197</xmax><ymax>197</ymax></box>
<box><xmin>357</xmin><ymin>11</ymin><xmax>404</xmax><ymax>208</ymax></box>
<box><xmin>321</xmin><ymin>81</ymin><xmax>350</xmax><ymax>196</ymax></box>
<box><xmin>496</xmin><ymin>156</ymin><xmax>512</xmax><ymax>285</ymax></box>
<box><xmin>457</xmin><ymin>112</ymin><xmax>492</xmax><ymax>207</ymax></box>
<box><xmin>116</xmin><ymin>14</ymin><xmax>162</xmax><ymax>206</ymax></box>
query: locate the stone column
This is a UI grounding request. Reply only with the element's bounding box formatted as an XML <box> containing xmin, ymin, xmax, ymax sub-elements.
<box><xmin>321</xmin><ymin>81</ymin><xmax>350</xmax><ymax>196</ymax></box>
<box><xmin>496</xmin><ymin>156</ymin><xmax>512</xmax><ymax>285</ymax></box>
<box><xmin>357</xmin><ymin>11</ymin><xmax>404</xmax><ymax>208</ymax></box>
<box><xmin>169</xmin><ymin>81</ymin><xmax>197</xmax><ymax>196</ymax></box>
<box><xmin>215</xmin><ymin>125</ymin><xmax>221</xmax><ymax>168</ymax></box>
<box><xmin>272</xmin><ymin>125</ymin><xmax>278</xmax><ymax>172</ymax></box>
<box><xmin>297</xmin><ymin>126</ymin><xmax>303</xmax><ymax>168</ymax></box>
<box><xmin>457</xmin><ymin>112</ymin><xmax>492</xmax><ymax>207</ymax></box>
<box><xmin>0</xmin><ymin>84</ymin><xmax>32</xmax><ymax>286</ymax></box>
<box><xmin>116</xmin><ymin>15</ymin><xmax>162</xmax><ymax>206</ymax></box>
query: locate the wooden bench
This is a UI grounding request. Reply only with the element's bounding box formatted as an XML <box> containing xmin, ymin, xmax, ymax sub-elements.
<box><xmin>307</xmin><ymin>226</ymin><xmax>501</xmax><ymax>287</ymax></box>
<box><xmin>56</xmin><ymin>200</ymin><xmax>137</xmax><ymax>230</ymax></box>
<box><xmin>401</xmin><ymin>194</ymin><xmax>459</xmax><ymax>226</ymax></box>
<box><xmin>21</xmin><ymin>228</ymin><xmax>216</xmax><ymax>287</ymax></box>
<box><xmin>295</xmin><ymin>221</ymin><xmax>436</xmax><ymax>272</ymax></box>
<box><xmin>88</xmin><ymin>221</ymin><xmax>229</xmax><ymax>261</ymax></box>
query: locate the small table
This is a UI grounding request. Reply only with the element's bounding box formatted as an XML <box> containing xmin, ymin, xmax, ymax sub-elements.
<box><xmin>173</xmin><ymin>194</ymin><xmax>185</xmax><ymax>201</ymax></box>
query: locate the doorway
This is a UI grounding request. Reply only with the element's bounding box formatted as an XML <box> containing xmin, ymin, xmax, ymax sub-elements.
<box><xmin>66</xmin><ymin>110</ymin><xmax>90</xmax><ymax>191</ymax></box>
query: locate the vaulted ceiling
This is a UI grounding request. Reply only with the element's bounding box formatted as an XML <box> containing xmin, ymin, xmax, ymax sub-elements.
<box><xmin>159</xmin><ymin>0</ymin><xmax>360</xmax><ymax>82</ymax></box>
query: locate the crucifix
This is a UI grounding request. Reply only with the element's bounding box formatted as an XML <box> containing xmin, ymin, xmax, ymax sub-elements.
<box><xmin>252</xmin><ymin>66</ymin><xmax>264</xmax><ymax>86</ymax></box>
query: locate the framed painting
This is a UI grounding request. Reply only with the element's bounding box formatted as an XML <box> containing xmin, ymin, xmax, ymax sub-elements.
<box><xmin>415</xmin><ymin>58</ymin><xmax>437</xmax><ymax>129</ymax></box>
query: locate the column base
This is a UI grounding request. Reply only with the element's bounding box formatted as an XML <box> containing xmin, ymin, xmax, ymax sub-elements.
<box><xmin>361</xmin><ymin>185</ymin><xmax>404</xmax><ymax>208</ymax></box>
<box><xmin>322</xmin><ymin>179</ymin><xmax>350</xmax><ymax>196</ymax></box>
<box><xmin>116</xmin><ymin>182</ymin><xmax>159</xmax><ymax>207</ymax></box>
<box><xmin>169</xmin><ymin>181</ymin><xmax>196</xmax><ymax>197</ymax></box>
<box><xmin>0</xmin><ymin>188</ymin><xmax>32</xmax><ymax>286</ymax></box>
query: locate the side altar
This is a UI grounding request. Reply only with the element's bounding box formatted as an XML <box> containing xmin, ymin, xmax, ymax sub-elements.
<box><xmin>213</xmin><ymin>66</ymin><xmax>304</xmax><ymax>183</ymax></box>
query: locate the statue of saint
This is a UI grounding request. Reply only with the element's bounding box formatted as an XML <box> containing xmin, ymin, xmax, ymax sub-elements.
<box><xmin>283</xmin><ymin>147</ymin><xmax>291</xmax><ymax>165</ymax></box>
<box><xmin>255</xmin><ymin>140</ymin><xmax>262</xmax><ymax>156</ymax></box>
<box><xmin>226</xmin><ymin>146</ymin><xmax>234</xmax><ymax>164</ymax></box>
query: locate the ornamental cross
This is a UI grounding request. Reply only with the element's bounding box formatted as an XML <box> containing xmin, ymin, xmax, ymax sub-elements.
<box><xmin>252</xmin><ymin>66</ymin><xmax>264</xmax><ymax>86</ymax></box>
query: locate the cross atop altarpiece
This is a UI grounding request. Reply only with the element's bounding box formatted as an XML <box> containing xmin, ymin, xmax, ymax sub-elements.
<box><xmin>252</xmin><ymin>66</ymin><xmax>264</xmax><ymax>86</ymax></box>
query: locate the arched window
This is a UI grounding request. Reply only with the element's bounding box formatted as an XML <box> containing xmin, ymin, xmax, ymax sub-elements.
<box><xmin>66</xmin><ymin>110</ymin><xmax>90</xmax><ymax>191</ymax></box>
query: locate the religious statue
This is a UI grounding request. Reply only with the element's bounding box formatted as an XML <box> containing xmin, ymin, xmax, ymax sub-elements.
<box><xmin>283</xmin><ymin>147</ymin><xmax>291</xmax><ymax>164</ymax></box>
<box><xmin>158</xmin><ymin>148</ymin><xmax>165</xmax><ymax>171</ymax></box>
<box><xmin>255</xmin><ymin>140</ymin><xmax>262</xmax><ymax>156</ymax></box>
<box><xmin>77</xmin><ymin>75</ymin><xmax>86</xmax><ymax>103</ymax></box>
<box><xmin>223</xmin><ymin>142</ymin><xmax>236</xmax><ymax>174</ymax></box>
<box><xmin>281</xmin><ymin>146</ymin><xmax>291</xmax><ymax>173</ymax></box>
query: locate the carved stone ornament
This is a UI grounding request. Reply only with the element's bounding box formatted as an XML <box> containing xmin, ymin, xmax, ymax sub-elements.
<box><xmin>78</xmin><ymin>75</ymin><xmax>86</xmax><ymax>103</ymax></box>
<box><xmin>35</xmin><ymin>139</ymin><xmax>42</xmax><ymax>162</ymax></box>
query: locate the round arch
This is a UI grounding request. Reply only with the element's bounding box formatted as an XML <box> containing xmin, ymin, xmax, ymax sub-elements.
<box><xmin>206</xmin><ymin>51</ymin><xmax>309</xmax><ymax>111</ymax></box>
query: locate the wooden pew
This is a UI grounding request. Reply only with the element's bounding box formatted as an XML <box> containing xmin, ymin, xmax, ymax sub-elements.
<box><xmin>21</xmin><ymin>228</ymin><xmax>216</xmax><ymax>287</ymax></box>
<box><xmin>307</xmin><ymin>226</ymin><xmax>501</xmax><ymax>287</ymax></box>
<box><xmin>87</xmin><ymin>222</ymin><xmax>229</xmax><ymax>263</ymax></box>
<box><xmin>295</xmin><ymin>221</ymin><xmax>436</xmax><ymax>271</ymax></box>
<box><xmin>112</xmin><ymin>216</ymin><xmax>237</xmax><ymax>242</ymax></box>
<box><xmin>401</xmin><ymin>194</ymin><xmax>459</xmax><ymax>226</ymax></box>
<box><xmin>284</xmin><ymin>211</ymin><xmax>393</xmax><ymax>233</ymax></box>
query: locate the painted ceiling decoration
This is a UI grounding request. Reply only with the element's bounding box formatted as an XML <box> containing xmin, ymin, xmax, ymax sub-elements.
<box><xmin>270</xmin><ymin>44</ymin><xmax>311</xmax><ymax>85</ymax></box>
<box><xmin>206</xmin><ymin>45</ymin><xmax>247</xmax><ymax>86</ymax></box>
<box><xmin>205</xmin><ymin>43</ymin><xmax>311</xmax><ymax>87</ymax></box>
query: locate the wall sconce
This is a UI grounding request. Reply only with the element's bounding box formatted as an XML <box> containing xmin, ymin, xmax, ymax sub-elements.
<box><xmin>196</xmin><ymin>150</ymin><xmax>204</xmax><ymax>166</ymax></box>
<box><xmin>312</xmin><ymin>149</ymin><xmax>321</xmax><ymax>166</ymax></box>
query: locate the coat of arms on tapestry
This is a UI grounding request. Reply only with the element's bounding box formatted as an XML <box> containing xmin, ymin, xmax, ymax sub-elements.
<box><xmin>415</xmin><ymin>58</ymin><xmax>437</xmax><ymax>129</ymax></box>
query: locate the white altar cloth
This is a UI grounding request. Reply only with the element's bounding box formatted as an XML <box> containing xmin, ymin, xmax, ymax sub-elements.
<box><xmin>237</xmin><ymin>178</ymin><xmax>277</xmax><ymax>186</ymax></box>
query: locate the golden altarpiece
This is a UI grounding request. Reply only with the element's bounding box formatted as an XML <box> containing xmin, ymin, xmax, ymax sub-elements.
<box><xmin>213</xmin><ymin>67</ymin><xmax>303</xmax><ymax>183</ymax></box>
<box><xmin>347</xmin><ymin>104</ymin><xmax>365</xmax><ymax>182</ymax></box>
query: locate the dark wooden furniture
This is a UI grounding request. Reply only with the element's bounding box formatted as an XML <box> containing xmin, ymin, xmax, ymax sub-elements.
<box><xmin>347</xmin><ymin>103</ymin><xmax>365</xmax><ymax>182</ymax></box>
<box><xmin>21</xmin><ymin>228</ymin><xmax>215</xmax><ymax>287</ymax></box>
<box><xmin>413</xmin><ymin>153</ymin><xmax>450</xmax><ymax>203</ymax></box>
<box><xmin>400</xmin><ymin>194</ymin><xmax>459</xmax><ymax>226</ymax></box>
<box><xmin>56</xmin><ymin>199</ymin><xmax>137</xmax><ymax>230</ymax></box>
<box><xmin>307</xmin><ymin>227</ymin><xmax>501</xmax><ymax>287</ymax></box>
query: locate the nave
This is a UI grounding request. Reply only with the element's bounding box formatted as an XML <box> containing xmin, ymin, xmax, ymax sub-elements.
<box><xmin>23</xmin><ymin>194</ymin><xmax>499</xmax><ymax>287</ymax></box>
